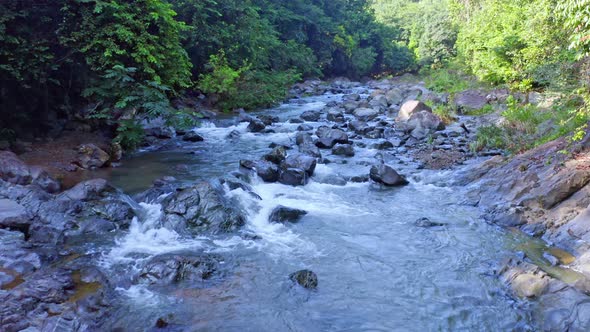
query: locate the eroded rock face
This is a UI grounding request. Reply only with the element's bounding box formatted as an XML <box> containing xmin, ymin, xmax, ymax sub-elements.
<box><xmin>511</xmin><ymin>273</ymin><xmax>549</xmax><ymax>298</ymax></box>
<box><xmin>162</xmin><ymin>181</ymin><xmax>245</xmax><ymax>234</ymax></box>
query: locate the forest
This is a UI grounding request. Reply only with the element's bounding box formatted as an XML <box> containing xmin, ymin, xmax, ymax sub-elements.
<box><xmin>0</xmin><ymin>0</ymin><xmax>589</xmax><ymax>149</ymax></box>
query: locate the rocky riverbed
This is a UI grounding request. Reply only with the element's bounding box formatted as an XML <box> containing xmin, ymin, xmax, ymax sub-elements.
<box><xmin>1</xmin><ymin>77</ymin><xmax>589</xmax><ymax>331</ymax></box>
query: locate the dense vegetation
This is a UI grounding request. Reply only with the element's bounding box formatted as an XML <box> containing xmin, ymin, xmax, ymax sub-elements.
<box><xmin>0</xmin><ymin>0</ymin><xmax>415</xmax><ymax>147</ymax></box>
<box><xmin>372</xmin><ymin>0</ymin><xmax>590</xmax><ymax>152</ymax></box>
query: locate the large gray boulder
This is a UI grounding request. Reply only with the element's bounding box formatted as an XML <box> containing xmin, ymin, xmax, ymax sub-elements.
<box><xmin>315</xmin><ymin>128</ymin><xmax>349</xmax><ymax>149</ymax></box>
<box><xmin>405</xmin><ymin>111</ymin><xmax>445</xmax><ymax>139</ymax></box>
<box><xmin>136</xmin><ymin>252</ymin><xmax>224</xmax><ymax>285</ymax></box>
<box><xmin>281</xmin><ymin>153</ymin><xmax>317</xmax><ymax>177</ymax></box>
<box><xmin>162</xmin><ymin>182</ymin><xmax>245</xmax><ymax>234</ymax></box>
<box><xmin>0</xmin><ymin>151</ymin><xmax>31</xmax><ymax>185</ymax></box>
<box><xmin>369</xmin><ymin>165</ymin><xmax>409</xmax><ymax>186</ymax></box>
<box><xmin>0</xmin><ymin>199</ymin><xmax>29</xmax><ymax>229</ymax></box>
<box><xmin>396</xmin><ymin>100</ymin><xmax>432</xmax><ymax>122</ymax></box>
<box><xmin>454</xmin><ymin>89</ymin><xmax>488</xmax><ymax>113</ymax></box>
<box><xmin>353</xmin><ymin>108</ymin><xmax>379</xmax><ymax>121</ymax></box>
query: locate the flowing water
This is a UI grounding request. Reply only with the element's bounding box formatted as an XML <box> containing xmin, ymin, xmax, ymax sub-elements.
<box><xmin>87</xmin><ymin>92</ymin><xmax>534</xmax><ymax>331</ymax></box>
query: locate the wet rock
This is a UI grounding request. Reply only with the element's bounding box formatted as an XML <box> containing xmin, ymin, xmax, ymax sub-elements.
<box><xmin>297</xmin><ymin>124</ymin><xmax>313</xmax><ymax>131</ymax></box>
<box><xmin>59</xmin><ymin>179</ymin><xmax>110</xmax><ymax>201</ymax></box>
<box><xmin>353</xmin><ymin>108</ymin><xmax>379</xmax><ymax>121</ymax></box>
<box><xmin>258</xmin><ymin>114</ymin><xmax>279</xmax><ymax>126</ymax></box>
<box><xmin>316</xmin><ymin>128</ymin><xmax>349</xmax><ymax>149</ymax></box>
<box><xmin>396</xmin><ymin>100</ymin><xmax>431</xmax><ymax>122</ymax></box>
<box><xmin>349</xmin><ymin>175</ymin><xmax>369</xmax><ymax>183</ymax></box>
<box><xmin>299</xmin><ymin>142</ymin><xmax>322</xmax><ymax>159</ymax></box>
<box><xmin>247</xmin><ymin>119</ymin><xmax>266</xmax><ymax>133</ymax></box>
<box><xmin>281</xmin><ymin>153</ymin><xmax>317</xmax><ymax>176</ymax></box>
<box><xmin>76</xmin><ymin>144</ymin><xmax>110</xmax><ymax>169</ymax></box>
<box><xmin>385</xmin><ymin>88</ymin><xmax>403</xmax><ymax>106</ymax></box>
<box><xmin>182</xmin><ymin>131</ymin><xmax>204</xmax><ymax>142</ymax></box>
<box><xmin>145</xmin><ymin>126</ymin><xmax>175</xmax><ymax>139</ymax></box>
<box><xmin>269</xmin><ymin>206</ymin><xmax>308</xmax><ymax>223</ymax></box>
<box><xmin>226</xmin><ymin>130</ymin><xmax>241</xmax><ymax>140</ymax></box>
<box><xmin>263</xmin><ymin>146</ymin><xmax>287</xmax><ymax>165</ymax></box>
<box><xmin>29</xmin><ymin>166</ymin><xmax>60</xmax><ymax>193</ymax></box>
<box><xmin>279</xmin><ymin>168</ymin><xmax>308</xmax><ymax>186</ymax></box>
<box><xmin>414</xmin><ymin>217</ymin><xmax>445</xmax><ymax>228</ymax></box>
<box><xmin>511</xmin><ymin>273</ymin><xmax>548</xmax><ymax>298</ymax></box>
<box><xmin>0</xmin><ymin>151</ymin><xmax>32</xmax><ymax>185</ymax></box>
<box><xmin>372</xmin><ymin>141</ymin><xmax>394</xmax><ymax>150</ymax></box>
<box><xmin>327</xmin><ymin>108</ymin><xmax>345</xmax><ymax>122</ymax></box>
<box><xmin>136</xmin><ymin>252</ymin><xmax>224</xmax><ymax>285</ymax></box>
<box><xmin>405</xmin><ymin>111</ymin><xmax>445</xmax><ymax>139</ymax></box>
<box><xmin>369</xmin><ymin>95</ymin><xmax>388</xmax><ymax>110</ymax></box>
<box><xmin>254</xmin><ymin>161</ymin><xmax>280</xmax><ymax>182</ymax></box>
<box><xmin>162</xmin><ymin>182</ymin><xmax>245</xmax><ymax>234</ymax></box>
<box><xmin>0</xmin><ymin>199</ymin><xmax>29</xmax><ymax>229</ymax></box>
<box><xmin>332</xmin><ymin>144</ymin><xmax>355</xmax><ymax>157</ymax></box>
<box><xmin>300</xmin><ymin>110</ymin><xmax>321</xmax><ymax>122</ymax></box>
<box><xmin>295</xmin><ymin>132</ymin><xmax>314</xmax><ymax>146</ymax></box>
<box><xmin>369</xmin><ymin>164</ymin><xmax>409</xmax><ymax>187</ymax></box>
<box><xmin>289</xmin><ymin>269</ymin><xmax>318</xmax><ymax>289</ymax></box>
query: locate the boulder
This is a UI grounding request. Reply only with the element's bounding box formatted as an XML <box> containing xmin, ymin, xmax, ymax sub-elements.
<box><xmin>278</xmin><ymin>168</ymin><xmax>308</xmax><ymax>186</ymax></box>
<box><xmin>29</xmin><ymin>166</ymin><xmax>60</xmax><ymax>193</ymax></box>
<box><xmin>332</xmin><ymin>144</ymin><xmax>355</xmax><ymax>157</ymax></box>
<box><xmin>414</xmin><ymin>217</ymin><xmax>446</xmax><ymax>228</ymax></box>
<box><xmin>371</xmin><ymin>140</ymin><xmax>394</xmax><ymax>150</ymax></box>
<box><xmin>162</xmin><ymin>181</ymin><xmax>245</xmax><ymax>234</ymax></box>
<box><xmin>258</xmin><ymin>114</ymin><xmax>279</xmax><ymax>126</ymax></box>
<box><xmin>369</xmin><ymin>165</ymin><xmax>409</xmax><ymax>186</ymax></box>
<box><xmin>300</xmin><ymin>110</ymin><xmax>321</xmax><ymax>122</ymax></box>
<box><xmin>76</xmin><ymin>144</ymin><xmax>110</xmax><ymax>169</ymax></box>
<box><xmin>0</xmin><ymin>199</ymin><xmax>29</xmax><ymax>228</ymax></box>
<box><xmin>353</xmin><ymin>108</ymin><xmax>379</xmax><ymax>121</ymax></box>
<box><xmin>59</xmin><ymin>179</ymin><xmax>110</xmax><ymax>201</ymax></box>
<box><xmin>145</xmin><ymin>126</ymin><xmax>175</xmax><ymax>139</ymax></box>
<box><xmin>369</xmin><ymin>95</ymin><xmax>388</xmax><ymax>110</ymax></box>
<box><xmin>226</xmin><ymin>130</ymin><xmax>241</xmax><ymax>140</ymax></box>
<box><xmin>183</xmin><ymin>131</ymin><xmax>204</xmax><ymax>142</ymax></box>
<box><xmin>397</xmin><ymin>100</ymin><xmax>432</xmax><ymax>122</ymax></box>
<box><xmin>263</xmin><ymin>146</ymin><xmax>287</xmax><ymax>165</ymax></box>
<box><xmin>385</xmin><ymin>88</ymin><xmax>404</xmax><ymax>106</ymax></box>
<box><xmin>327</xmin><ymin>108</ymin><xmax>345</xmax><ymax>122</ymax></box>
<box><xmin>247</xmin><ymin>119</ymin><xmax>266</xmax><ymax>133</ymax></box>
<box><xmin>268</xmin><ymin>206</ymin><xmax>308</xmax><ymax>223</ymax></box>
<box><xmin>405</xmin><ymin>111</ymin><xmax>445</xmax><ymax>139</ymax></box>
<box><xmin>316</xmin><ymin>128</ymin><xmax>349</xmax><ymax>149</ymax></box>
<box><xmin>240</xmin><ymin>160</ymin><xmax>279</xmax><ymax>182</ymax></box>
<box><xmin>454</xmin><ymin>90</ymin><xmax>488</xmax><ymax>113</ymax></box>
<box><xmin>289</xmin><ymin>269</ymin><xmax>318</xmax><ymax>289</ymax></box>
<box><xmin>136</xmin><ymin>252</ymin><xmax>224</xmax><ymax>285</ymax></box>
<box><xmin>281</xmin><ymin>153</ymin><xmax>317</xmax><ymax>176</ymax></box>
<box><xmin>0</xmin><ymin>151</ymin><xmax>32</xmax><ymax>185</ymax></box>
<box><xmin>511</xmin><ymin>273</ymin><xmax>548</xmax><ymax>298</ymax></box>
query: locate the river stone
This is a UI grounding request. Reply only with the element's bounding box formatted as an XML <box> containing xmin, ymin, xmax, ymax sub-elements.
<box><xmin>397</xmin><ymin>100</ymin><xmax>432</xmax><ymax>122</ymax></box>
<box><xmin>282</xmin><ymin>153</ymin><xmax>317</xmax><ymax>176</ymax></box>
<box><xmin>370</xmin><ymin>165</ymin><xmax>409</xmax><ymax>186</ymax></box>
<box><xmin>353</xmin><ymin>108</ymin><xmax>379</xmax><ymax>121</ymax></box>
<box><xmin>258</xmin><ymin>114</ymin><xmax>279</xmax><ymax>126</ymax></box>
<box><xmin>136</xmin><ymin>253</ymin><xmax>224</xmax><ymax>285</ymax></box>
<box><xmin>332</xmin><ymin>144</ymin><xmax>355</xmax><ymax>157</ymax></box>
<box><xmin>454</xmin><ymin>89</ymin><xmax>488</xmax><ymax>113</ymax></box>
<box><xmin>372</xmin><ymin>140</ymin><xmax>394</xmax><ymax>150</ymax></box>
<box><xmin>163</xmin><ymin>182</ymin><xmax>245</xmax><ymax>234</ymax></box>
<box><xmin>290</xmin><ymin>269</ymin><xmax>318</xmax><ymax>289</ymax></box>
<box><xmin>385</xmin><ymin>88</ymin><xmax>403</xmax><ymax>106</ymax></box>
<box><xmin>316</xmin><ymin>128</ymin><xmax>349</xmax><ymax>149</ymax></box>
<box><xmin>0</xmin><ymin>199</ymin><xmax>29</xmax><ymax>228</ymax></box>
<box><xmin>327</xmin><ymin>108</ymin><xmax>345</xmax><ymax>122</ymax></box>
<box><xmin>300</xmin><ymin>110</ymin><xmax>321</xmax><ymax>122</ymax></box>
<box><xmin>406</xmin><ymin>111</ymin><xmax>445</xmax><ymax>139</ymax></box>
<box><xmin>226</xmin><ymin>130</ymin><xmax>241</xmax><ymax>140</ymax></box>
<box><xmin>299</xmin><ymin>142</ymin><xmax>322</xmax><ymax>159</ymax></box>
<box><xmin>369</xmin><ymin>95</ymin><xmax>388</xmax><ymax>110</ymax></box>
<box><xmin>76</xmin><ymin>144</ymin><xmax>110</xmax><ymax>169</ymax></box>
<box><xmin>295</xmin><ymin>132</ymin><xmax>314</xmax><ymax>146</ymax></box>
<box><xmin>264</xmin><ymin>146</ymin><xmax>287</xmax><ymax>165</ymax></box>
<box><xmin>29</xmin><ymin>166</ymin><xmax>60</xmax><ymax>193</ymax></box>
<box><xmin>269</xmin><ymin>205</ymin><xmax>308</xmax><ymax>223</ymax></box>
<box><xmin>0</xmin><ymin>151</ymin><xmax>32</xmax><ymax>185</ymax></box>
<box><xmin>255</xmin><ymin>161</ymin><xmax>280</xmax><ymax>182</ymax></box>
<box><xmin>414</xmin><ymin>217</ymin><xmax>445</xmax><ymax>228</ymax></box>
<box><xmin>145</xmin><ymin>126</ymin><xmax>175</xmax><ymax>139</ymax></box>
<box><xmin>279</xmin><ymin>168</ymin><xmax>307</xmax><ymax>186</ymax></box>
<box><xmin>511</xmin><ymin>273</ymin><xmax>548</xmax><ymax>298</ymax></box>
<box><xmin>59</xmin><ymin>179</ymin><xmax>109</xmax><ymax>201</ymax></box>
<box><xmin>183</xmin><ymin>131</ymin><xmax>204</xmax><ymax>142</ymax></box>
<box><xmin>247</xmin><ymin>119</ymin><xmax>266</xmax><ymax>133</ymax></box>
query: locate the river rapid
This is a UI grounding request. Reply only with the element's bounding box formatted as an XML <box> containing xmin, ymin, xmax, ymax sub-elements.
<box><xmin>81</xmin><ymin>88</ymin><xmax>536</xmax><ymax>331</ymax></box>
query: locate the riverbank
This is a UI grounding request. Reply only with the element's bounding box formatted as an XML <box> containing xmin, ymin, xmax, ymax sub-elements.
<box><xmin>1</xmin><ymin>77</ymin><xmax>589</xmax><ymax>330</ymax></box>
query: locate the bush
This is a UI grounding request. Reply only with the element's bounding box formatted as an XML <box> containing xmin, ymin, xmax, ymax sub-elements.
<box><xmin>471</xmin><ymin>125</ymin><xmax>506</xmax><ymax>151</ymax></box>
